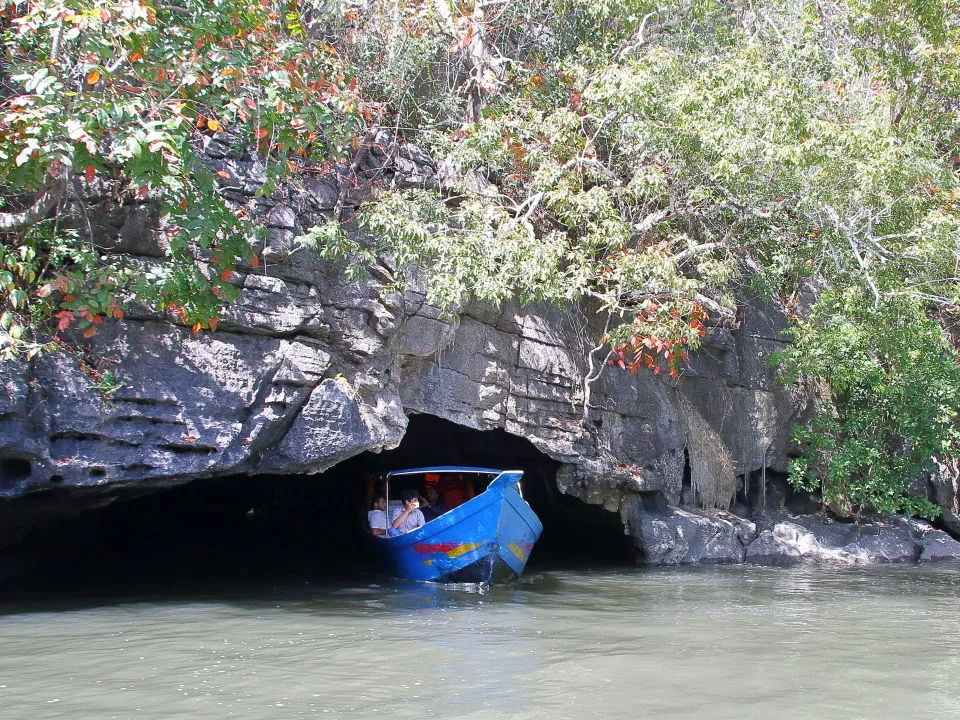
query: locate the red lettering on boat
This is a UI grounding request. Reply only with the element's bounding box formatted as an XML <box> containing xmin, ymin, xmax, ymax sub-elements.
<box><xmin>413</xmin><ymin>542</ymin><xmax>459</xmax><ymax>555</ymax></box>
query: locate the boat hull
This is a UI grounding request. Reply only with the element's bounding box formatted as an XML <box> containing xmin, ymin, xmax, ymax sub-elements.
<box><xmin>376</xmin><ymin>471</ymin><xmax>542</xmax><ymax>584</ymax></box>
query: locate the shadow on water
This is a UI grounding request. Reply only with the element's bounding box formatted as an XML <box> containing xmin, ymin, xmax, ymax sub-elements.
<box><xmin>0</xmin><ymin>486</ymin><xmax>620</xmax><ymax>617</ymax></box>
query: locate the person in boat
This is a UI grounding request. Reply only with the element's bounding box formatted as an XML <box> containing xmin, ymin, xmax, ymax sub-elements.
<box><xmin>419</xmin><ymin>485</ymin><xmax>448</xmax><ymax>522</ymax></box>
<box><xmin>388</xmin><ymin>488</ymin><xmax>425</xmax><ymax>536</ymax></box>
<box><xmin>367</xmin><ymin>495</ymin><xmax>388</xmax><ymax>536</ymax></box>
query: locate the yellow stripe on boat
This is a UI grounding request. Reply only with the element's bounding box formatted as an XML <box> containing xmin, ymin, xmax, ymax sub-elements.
<box><xmin>447</xmin><ymin>542</ymin><xmax>483</xmax><ymax>558</ymax></box>
<box><xmin>508</xmin><ymin>542</ymin><xmax>528</xmax><ymax>562</ymax></box>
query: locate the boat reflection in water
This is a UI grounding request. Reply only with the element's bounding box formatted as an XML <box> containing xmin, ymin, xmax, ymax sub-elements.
<box><xmin>373</xmin><ymin>466</ymin><xmax>543</xmax><ymax>584</ymax></box>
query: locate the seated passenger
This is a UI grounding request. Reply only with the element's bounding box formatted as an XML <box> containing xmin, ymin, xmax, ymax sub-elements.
<box><xmin>420</xmin><ymin>485</ymin><xmax>448</xmax><ymax>522</ymax></box>
<box><xmin>439</xmin><ymin>473</ymin><xmax>470</xmax><ymax>509</ymax></box>
<box><xmin>367</xmin><ymin>495</ymin><xmax>387</xmax><ymax>537</ymax></box>
<box><xmin>388</xmin><ymin>489</ymin><xmax>425</xmax><ymax>536</ymax></box>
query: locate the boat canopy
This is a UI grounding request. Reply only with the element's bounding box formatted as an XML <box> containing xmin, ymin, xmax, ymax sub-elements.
<box><xmin>385</xmin><ymin>466</ymin><xmax>504</xmax><ymax>478</ymax></box>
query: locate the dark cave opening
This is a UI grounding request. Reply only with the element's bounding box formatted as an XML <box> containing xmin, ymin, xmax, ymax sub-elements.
<box><xmin>4</xmin><ymin>414</ymin><xmax>635</xmax><ymax>594</ymax></box>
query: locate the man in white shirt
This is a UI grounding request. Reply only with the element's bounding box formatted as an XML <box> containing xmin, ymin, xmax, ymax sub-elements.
<box><xmin>388</xmin><ymin>489</ymin><xmax>425</xmax><ymax>536</ymax></box>
<box><xmin>367</xmin><ymin>495</ymin><xmax>387</xmax><ymax>536</ymax></box>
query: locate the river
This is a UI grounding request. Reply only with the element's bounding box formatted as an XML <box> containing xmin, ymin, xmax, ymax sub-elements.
<box><xmin>2</xmin><ymin>564</ymin><xmax>959</xmax><ymax>719</ymax></box>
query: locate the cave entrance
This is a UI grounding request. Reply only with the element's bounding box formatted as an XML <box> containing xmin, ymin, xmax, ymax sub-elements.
<box><xmin>5</xmin><ymin>414</ymin><xmax>633</xmax><ymax>594</ymax></box>
<box><xmin>323</xmin><ymin>413</ymin><xmax>636</xmax><ymax>568</ymax></box>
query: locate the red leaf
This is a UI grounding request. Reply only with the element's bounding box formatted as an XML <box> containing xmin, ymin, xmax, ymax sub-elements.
<box><xmin>56</xmin><ymin>311</ymin><xmax>74</xmax><ymax>331</ymax></box>
<box><xmin>84</xmin><ymin>165</ymin><xmax>96</xmax><ymax>183</ymax></box>
<box><xmin>220</xmin><ymin>269</ymin><xmax>232</xmax><ymax>282</ymax></box>
<box><xmin>250</xmin><ymin>254</ymin><xmax>260</xmax><ymax>268</ymax></box>
<box><xmin>82</xmin><ymin>326</ymin><xmax>96</xmax><ymax>338</ymax></box>
<box><xmin>208</xmin><ymin>317</ymin><xmax>218</xmax><ymax>331</ymax></box>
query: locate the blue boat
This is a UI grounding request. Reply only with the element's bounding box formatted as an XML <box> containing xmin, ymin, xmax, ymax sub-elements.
<box><xmin>373</xmin><ymin>466</ymin><xmax>543</xmax><ymax>584</ymax></box>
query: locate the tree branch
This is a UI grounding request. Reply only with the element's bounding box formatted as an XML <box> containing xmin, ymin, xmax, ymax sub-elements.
<box><xmin>0</xmin><ymin>176</ymin><xmax>67</xmax><ymax>232</ymax></box>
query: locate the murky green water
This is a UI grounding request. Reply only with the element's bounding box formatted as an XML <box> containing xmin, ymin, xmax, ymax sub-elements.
<box><xmin>2</xmin><ymin>564</ymin><xmax>959</xmax><ymax>719</ymax></box>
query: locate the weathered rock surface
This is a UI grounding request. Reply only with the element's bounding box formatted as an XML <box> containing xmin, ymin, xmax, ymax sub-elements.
<box><xmin>1</xmin><ymin>137</ymin><xmax>958</xmax><ymax>565</ymax></box>
<box><xmin>742</xmin><ymin>514</ymin><xmax>960</xmax><ymax>566</ymax></box>
<box><xmin>625</xmin><ymin>496</ymin><xmax>758</xmax><ymax>564</ymax></box>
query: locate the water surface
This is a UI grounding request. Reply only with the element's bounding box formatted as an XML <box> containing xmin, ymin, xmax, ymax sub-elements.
<box><xmin>2</xmin><ymin>564</ymin><xmax>959</xmax><ymax>719</ymax></box>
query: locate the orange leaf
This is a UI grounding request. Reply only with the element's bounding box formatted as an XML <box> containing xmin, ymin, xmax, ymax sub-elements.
<box><xmin>179</xmin><ymin>197</ymin><xmax>188</xmax><ymax>210</ymax></box>
<box><xmin>192</xmin><ymin>322</ymin><xmax>201</xmax><ymax>334</ymax></box>
<box><xmin>208</xmin><ymin>317</ymin><xmax>218</xmax><ymax>331</ymax></box>
<box><xmin>130</xmin><ymin>52</ymin><xmax>143</xmax><ymax>62</ymax></box>
<box><xmin>220</xmin><ymin>269</ymin><xmax>232</xmax><ymax>282</ymax></box>
<box><xmin>250</xmin><ymin>254</ymin><xmax>260</xmax><ymax>268</ymax></box>
<box><xmin>86</xmin><ymin>69</ymin><xmax>101</xmax><ymax>85</ymax></box>
<box><xmin>84</xmin><ymin>165</ymin><xmax>96</xmax><ymax>182</ymax></box>
<box><xmin>157</xmin><ymin>67</ymin><xmax>166</xmax><ymax>82</ymax></box>
<box><xmin>56</xmin><ymin>312</ymin><xmax>74</xmax><ymax>331</ymax></box>
<box><xmin>216</xmin><ymin>170</ymin><xmax>231</xmax><ymax>179</ymax></box>
<box><xmin>83</xmin><ymin>326</ymin><xmax>96</xmax><ymax>338</ymax></box>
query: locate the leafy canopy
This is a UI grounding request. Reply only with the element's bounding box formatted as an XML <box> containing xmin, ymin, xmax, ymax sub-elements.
<box><xmin>2</xmin><ymin>0</ymin><xmax>959</xmax><ymax>515</ymax></box>
<box><xmin>0</xmin><ymin>0</ymin><xmax>362</xmax><ymax>348</ymax></box>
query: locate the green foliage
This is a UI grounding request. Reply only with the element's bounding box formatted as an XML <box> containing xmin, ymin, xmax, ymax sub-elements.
<box><xmin>3</xmin><ymin>0</ymin><xmax>959</xmax><ymax>515</ymax></box>
<box><xmin>774</xmin><ymin>292</ymin><xmax>959</xmax><ymax>517</ymax></box>
<box><xmin>0</xmin><ymin>0</ymin><xmax>363</xmax><ymax>353</ymax></box>
<box><xmin>353</xmin><ymin>0</ymin><xmax>960</xmax><ymax>514</ymax></box>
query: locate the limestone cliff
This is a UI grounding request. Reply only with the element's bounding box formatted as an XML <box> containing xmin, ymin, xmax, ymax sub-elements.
<box><xmin>1</xmin><ymin>136</ymin><xmax>957</xmax><ymax>566</ymax></box>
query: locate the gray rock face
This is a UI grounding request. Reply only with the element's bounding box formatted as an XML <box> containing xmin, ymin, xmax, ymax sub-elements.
<box><xmin>0</xmin><ymin>139</ymin><xmax>957</xmax><ymax>565</ymax></box>
<box><xmin>741</xmin><ymin>514</ymin><xmax>960</xmax><ymax>566</ymax></box>
<box><xmin>625</xmin><ymin>497</ymin><xmax>757</xmax><ymax>564</ymax></box>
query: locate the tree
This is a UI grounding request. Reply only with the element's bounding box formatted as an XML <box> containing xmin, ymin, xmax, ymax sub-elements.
<box><xmin>2</xmin><ymin>0</ymin><xmax>959</xmax><ymax>515</ymax></box>
<box><xmin>0</xmin><ymin>0</ymin><xmax>363</xmax><ymax>355</ymax></box>
<box><xmin>351</xmin><ymin>0</ymin><xmax>960</xmax><ymax>515</ymax></box>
